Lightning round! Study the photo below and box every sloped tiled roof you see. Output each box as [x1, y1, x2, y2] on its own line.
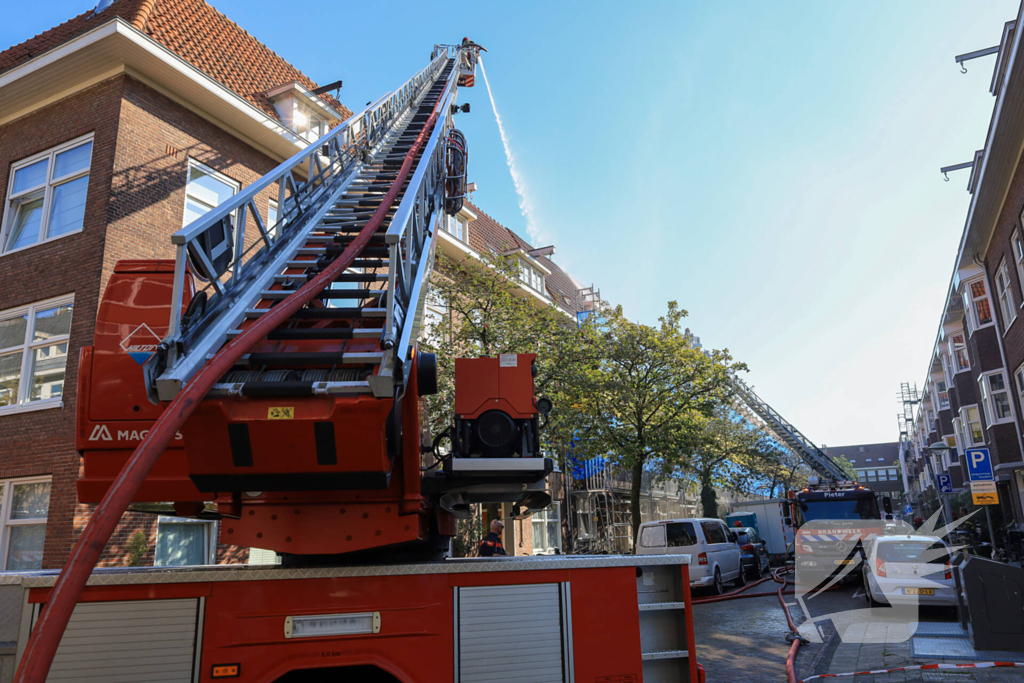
[464, 201, 584, 315]
[0, 0, 351, 121]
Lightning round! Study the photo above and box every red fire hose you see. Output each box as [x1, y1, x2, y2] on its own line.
[13, 83, 450, 683]
[692, 565, 815, 683]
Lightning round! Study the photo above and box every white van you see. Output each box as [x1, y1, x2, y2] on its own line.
[635, 518, 744, 594]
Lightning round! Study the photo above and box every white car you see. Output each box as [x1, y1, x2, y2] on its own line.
[636, 518, 744, 594]
[861, 534, 956, 607]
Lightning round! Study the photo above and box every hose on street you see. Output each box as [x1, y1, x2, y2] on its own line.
[691, 564, 810, 683]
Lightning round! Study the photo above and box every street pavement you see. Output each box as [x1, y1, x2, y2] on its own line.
[691, 579, 1024, 683]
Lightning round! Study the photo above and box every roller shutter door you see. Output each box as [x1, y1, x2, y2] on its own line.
[38, 598, 199, 683]
[457, 583, 565, 683]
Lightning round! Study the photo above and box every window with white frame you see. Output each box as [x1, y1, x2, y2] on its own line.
[941, 353, 953, 387]
[519, 261, 545, 293]
[421, 302, 449, 347]
[444, 214, 468, 242]
[997, 258, 1017, 327]
[294, 105, 328, 143]
[979, 371, 1013, 425]
[960, 405, 985, 445]
[0, 296, 74, 413]
[2, 135, 93, 254]
[964, 279, 994, 332]
[183, 161, 239, 227]
[0, 477, 51, 570]
[1015, 362, 1024, 414]
[1014, 230, 1024, 301]
[953, 416, 965, 451]
[532, 503, 562, 555]
[949, 333, 970, 372]
[268, 198, 280, 239]
[154, 517, 216, 566]
[936, 380, 950, 410]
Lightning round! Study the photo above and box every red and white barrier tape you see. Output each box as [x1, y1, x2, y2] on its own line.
[802, 661, 1024, 681]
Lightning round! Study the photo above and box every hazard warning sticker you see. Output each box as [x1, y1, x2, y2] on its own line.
[120, 323, 161, 366]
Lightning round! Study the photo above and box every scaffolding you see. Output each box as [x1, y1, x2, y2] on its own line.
[567, 461, 700, 554]
[897, 382, 922, 509]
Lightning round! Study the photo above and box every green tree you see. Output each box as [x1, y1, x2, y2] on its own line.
[570, 302, 744, 549]
[831, 455, 857, 480]
[423, 252, 599, 458]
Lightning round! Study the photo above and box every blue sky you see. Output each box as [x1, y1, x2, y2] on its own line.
[3, 1, 1018, 446]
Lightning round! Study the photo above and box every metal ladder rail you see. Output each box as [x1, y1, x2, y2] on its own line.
[148, 50, 455, 401]
[210, 62, 457, 398]
[731, 379, 847, 481]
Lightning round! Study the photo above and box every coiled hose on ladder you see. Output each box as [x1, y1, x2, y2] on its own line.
[13, 81, 451, 683]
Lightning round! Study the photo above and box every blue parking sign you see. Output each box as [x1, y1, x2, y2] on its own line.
[966, 448, 994, 482]
[904, 504, 913, 516]
[937, 473, 953, 494]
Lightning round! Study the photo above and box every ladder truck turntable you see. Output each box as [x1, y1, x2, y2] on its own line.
[2, 45, 700, 683]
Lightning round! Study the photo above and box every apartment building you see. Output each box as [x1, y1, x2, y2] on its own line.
[821, 442, 905, 501]
[905, 7, 1024, 529]
[0, 0, 357, 570]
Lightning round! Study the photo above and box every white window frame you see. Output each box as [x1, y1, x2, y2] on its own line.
[154, 516, 217, 567]
[444, 214, 468, 242]
[531, 503, 562, 555]
[1, 134, 94, 256]
[0, 294, 74, 416]
[996, 258, 1017, 329]
[294, 104, 328, 143]
[940, 352, 953, 387]
[963, 278, 995, 333]
[1013, 229, 1024, 304]
[183, 159, 240, 228]
[960, 405, 985, 446]
[948, 333, 970, 373]
[1014, 362, 1024, 417]
[936, 380, 950, 410]
[0, 476, 51, 571]
[519, 260, 545, 294]
[979, 370, 1014, 426]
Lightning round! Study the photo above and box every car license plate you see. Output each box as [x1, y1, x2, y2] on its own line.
[833, 559, 855, 565]
[901, 587, 934, 596]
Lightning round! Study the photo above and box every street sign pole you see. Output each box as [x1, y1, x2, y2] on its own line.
[966, 448, 999, 553]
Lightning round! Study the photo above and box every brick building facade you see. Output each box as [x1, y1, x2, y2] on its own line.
[906, 6, 1024, 530]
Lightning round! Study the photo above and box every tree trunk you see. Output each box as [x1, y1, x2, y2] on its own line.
[630, 458, 644, 552]
[700, 473, 717, 519]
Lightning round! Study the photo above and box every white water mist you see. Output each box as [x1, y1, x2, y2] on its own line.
[478, 58, 543, 244]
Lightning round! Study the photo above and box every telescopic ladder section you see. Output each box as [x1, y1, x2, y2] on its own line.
[730, 379, 847, 481]
[147, 51, 458, 405]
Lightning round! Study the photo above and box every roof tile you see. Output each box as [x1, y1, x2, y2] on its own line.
[464, 201, 584, 315]
[0, 0, 351, 121]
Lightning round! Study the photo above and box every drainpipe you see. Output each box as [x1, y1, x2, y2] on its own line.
[977, 256, 1024, 529]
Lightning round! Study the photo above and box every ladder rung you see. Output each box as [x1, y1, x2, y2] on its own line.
[273, 273, 386, 284]
[244, 351, 384, 366]
[244, 307, 386, 319]
[226, 327, 381, 340]
[259, 288, 385, 300]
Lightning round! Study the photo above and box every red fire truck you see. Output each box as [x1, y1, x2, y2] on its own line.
[3, 44, 699, 683]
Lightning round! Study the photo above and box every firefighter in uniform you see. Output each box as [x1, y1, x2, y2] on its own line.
[478, 519, 507, 557]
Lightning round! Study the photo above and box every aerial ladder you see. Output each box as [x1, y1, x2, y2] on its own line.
[730, 378, 848, 481]
[9, 45, 701, 683]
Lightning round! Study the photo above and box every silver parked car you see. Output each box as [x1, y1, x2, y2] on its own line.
[861, 535, 956, 607]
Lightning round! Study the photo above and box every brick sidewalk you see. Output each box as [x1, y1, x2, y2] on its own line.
[808, 632, 1024, 682]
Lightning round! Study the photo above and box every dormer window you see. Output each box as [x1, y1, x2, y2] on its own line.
[444, 214, 468, 242]
[294, 105, 328, 142]
[265, 82, 345, 145]
[519, 261, 544, 293]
